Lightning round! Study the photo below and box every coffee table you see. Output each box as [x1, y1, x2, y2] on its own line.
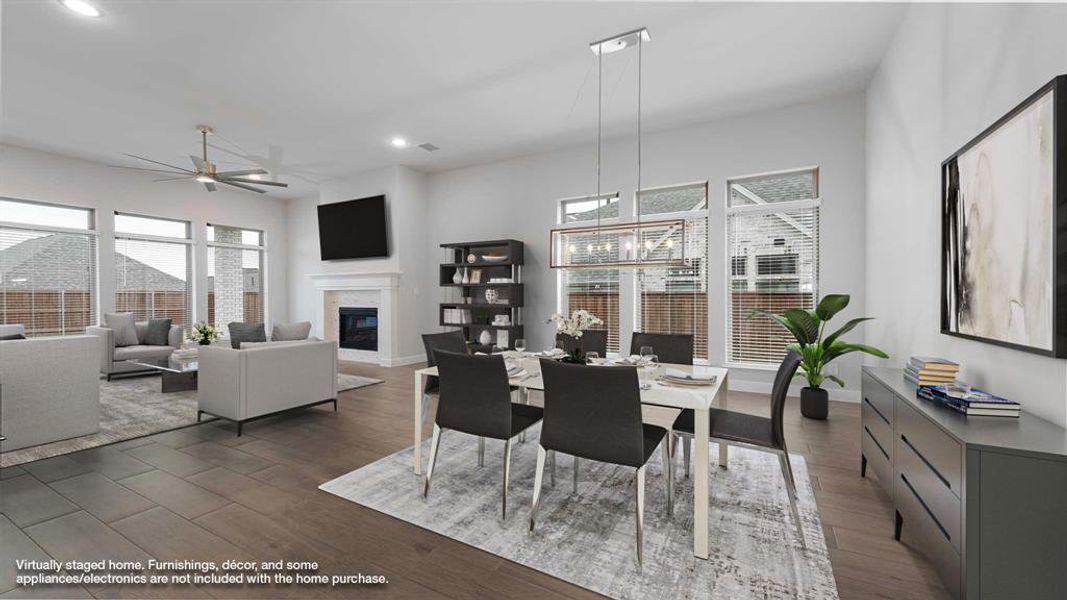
[127, 355, 199, 393]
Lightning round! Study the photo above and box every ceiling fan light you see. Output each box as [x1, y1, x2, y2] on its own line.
[196, 175, 214, 183]
[60, 0, 101, 17]
[247, 174, 263, 180]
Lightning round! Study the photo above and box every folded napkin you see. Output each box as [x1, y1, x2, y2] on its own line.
[665, 368, 716, 382]
[540, 348, 565, 357]
[615, 355, 652, 366]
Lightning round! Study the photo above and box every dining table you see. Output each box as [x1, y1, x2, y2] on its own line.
[413, 354, 729, 560]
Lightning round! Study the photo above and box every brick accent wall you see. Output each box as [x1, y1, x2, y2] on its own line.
[212, 228, 246, 328]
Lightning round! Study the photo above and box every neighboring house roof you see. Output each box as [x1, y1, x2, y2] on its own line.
[0, 234, 185, 291]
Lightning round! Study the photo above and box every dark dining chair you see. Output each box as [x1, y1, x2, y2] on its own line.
[555, 330, 608, 356]
[420, 331, 469, 427]
[629, 332, 693, 365]
[423, 351, 543, 520]
[671, 351, 806, 546]
[530, 359, 672, 565]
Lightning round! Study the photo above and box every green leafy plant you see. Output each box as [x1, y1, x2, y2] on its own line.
[752, 294, 888, 390]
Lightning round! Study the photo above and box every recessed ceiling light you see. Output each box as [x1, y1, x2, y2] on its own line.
[59, 0, 102, 17]
[590, 28, 650, 55]
[390, 137, 409, 148]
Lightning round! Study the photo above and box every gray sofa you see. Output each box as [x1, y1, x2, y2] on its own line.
[86, 321, 183, 379]
[0, 325, 100, 451]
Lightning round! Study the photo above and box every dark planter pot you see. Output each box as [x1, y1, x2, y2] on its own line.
[198, 339, 212, 346]
[801, 387, 829, 420]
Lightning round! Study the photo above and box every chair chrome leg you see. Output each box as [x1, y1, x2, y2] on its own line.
[635, 464, 646, 566]
[423, 425, 443, 498]
[529, 445, 548, 531]
[778, 452, 806, 548]
[661, 437, 674, 516]
[501, 439, 512, 520]
[550, 450, 557, 488]
[683, 436, 691, 479]
[780, 447, 799, 500]
[478, 437, 485, 467]
[420, 393, 433, 430]
[573, 456, 579, 494]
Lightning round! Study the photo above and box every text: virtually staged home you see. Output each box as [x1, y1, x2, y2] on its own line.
[1, 2, 1066, 599]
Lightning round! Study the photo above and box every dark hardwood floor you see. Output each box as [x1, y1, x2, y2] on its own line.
[0, 362, 951, 599]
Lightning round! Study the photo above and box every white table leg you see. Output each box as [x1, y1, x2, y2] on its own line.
[414, 371, 424, 475]
[518, 386, 529, 443]
[693, 404, 710, 559]
[718, 373, 729, 468]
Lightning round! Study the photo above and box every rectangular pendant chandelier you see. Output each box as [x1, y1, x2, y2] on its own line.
[550, 218, 687, 269]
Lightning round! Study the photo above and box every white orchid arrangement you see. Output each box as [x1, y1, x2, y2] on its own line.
[547, 310, 603, 363]
[189, 322, 219, 345]
[547, 310, 603, 338]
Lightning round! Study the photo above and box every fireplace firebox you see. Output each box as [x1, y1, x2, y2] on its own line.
[339, 307, 378, 351]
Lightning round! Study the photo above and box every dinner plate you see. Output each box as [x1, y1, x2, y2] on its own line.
[659, 376, 717, 387]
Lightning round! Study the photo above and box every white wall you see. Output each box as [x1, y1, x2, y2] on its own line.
[865, 4, 1067, 425]
[286, 165, 428, 363]
[0, 144, 289, 329]
[422, 92, 869, 398]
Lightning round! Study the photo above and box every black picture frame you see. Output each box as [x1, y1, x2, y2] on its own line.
[940, 75, 1067, 357]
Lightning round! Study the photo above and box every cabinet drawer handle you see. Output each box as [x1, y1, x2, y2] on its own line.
[864, 426, 890, 460]
[901, 434, 952, 490]
[900, 473, 951, 542]
[864, 397, 891, 425]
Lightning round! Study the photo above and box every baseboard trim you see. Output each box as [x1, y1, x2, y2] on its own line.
[380, 354, 425, 368]
[729, 378, 860, 403]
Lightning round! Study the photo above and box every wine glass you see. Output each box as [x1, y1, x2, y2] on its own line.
[640, 346, 654, 363]
[515, 338, 527, 355]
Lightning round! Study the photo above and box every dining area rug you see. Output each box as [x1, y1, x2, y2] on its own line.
[320, 423, 838, 599]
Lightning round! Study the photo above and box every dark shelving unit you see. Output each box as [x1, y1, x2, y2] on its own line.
[439, 239, 524, 351]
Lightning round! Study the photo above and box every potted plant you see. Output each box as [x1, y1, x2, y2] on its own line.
[752, 294, 888, 419]
[189, 322, 220, 346]
[547, 310, 603, 364]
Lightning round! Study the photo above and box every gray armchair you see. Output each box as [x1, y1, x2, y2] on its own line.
[86, 321, 183, 379]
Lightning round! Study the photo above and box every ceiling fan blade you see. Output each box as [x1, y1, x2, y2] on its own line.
[215, 168, 268, 177]
[219, 180, 266, 194]
[122, 153, 194, 173]
[154, 176, 195, 182]
[222, 177, 288, 187]
[109, 165, 187, 175]
[204, 181, 217, 192]
[189, 155, 206, 171]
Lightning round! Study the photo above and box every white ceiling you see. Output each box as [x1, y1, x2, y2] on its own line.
[1, 1, 905, 199]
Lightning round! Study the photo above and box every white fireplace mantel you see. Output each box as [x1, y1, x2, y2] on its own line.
[308, 271, 401, 366]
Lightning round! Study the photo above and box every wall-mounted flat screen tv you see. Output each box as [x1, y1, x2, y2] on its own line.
[317, 195, 389, 260]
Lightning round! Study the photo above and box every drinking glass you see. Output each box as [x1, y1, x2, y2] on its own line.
[586, 351, 599, 364]
[515, 338, 527, 354]
[640, 346, 654, 362]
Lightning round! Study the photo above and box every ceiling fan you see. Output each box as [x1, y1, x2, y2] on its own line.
[113, 126, 289, 193]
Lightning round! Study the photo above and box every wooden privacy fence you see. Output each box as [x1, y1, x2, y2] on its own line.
[207, 291, 263, 327]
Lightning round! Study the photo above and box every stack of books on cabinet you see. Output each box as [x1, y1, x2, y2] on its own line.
[916, 386, 1021, 417]
[903, 356, 959, 387]
[439, 239, 524, 351]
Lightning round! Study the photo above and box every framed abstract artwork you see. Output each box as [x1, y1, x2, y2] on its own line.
[941, 75, 1067, 357]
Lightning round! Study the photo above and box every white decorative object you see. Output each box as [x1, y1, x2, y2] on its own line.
[481, 254, 508, 263]
[547, 309, 603, 339]
[452, 269, 462, 284]
[461, 268, 470, 284]
[485, 288, 498, 304]
[467, 253, 477, 264]
[478, 329, 493, 345]
[496, 329, 509, 349]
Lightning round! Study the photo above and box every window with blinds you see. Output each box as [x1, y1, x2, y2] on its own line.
[726, 168, 820, 365]
[635, 183, 709, 360]
[557, 194, 620, 353]
[207, 224, 264, 328]
[114, 213, 191, 330]
[0, 198, 97, 336]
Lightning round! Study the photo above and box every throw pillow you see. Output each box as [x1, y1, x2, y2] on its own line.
[143, 318, 172, 346]
[228, 322, 266, 349]
[104, 312, 139, 347]
[271, 321, 312, 341]
[0, 333, 27, 340]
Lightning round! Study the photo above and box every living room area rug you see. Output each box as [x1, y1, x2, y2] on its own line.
[1, 373, 383, 467]
[319, 424, 839, 600]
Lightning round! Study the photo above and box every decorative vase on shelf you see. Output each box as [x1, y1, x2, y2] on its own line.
[478, 329, 493, 345]
[461, 269, 470, 284]
[484, 288, 498, 304]
[452, 269, 463, 285]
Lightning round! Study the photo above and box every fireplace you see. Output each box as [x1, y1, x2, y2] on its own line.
[339, 307, 378, 351]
